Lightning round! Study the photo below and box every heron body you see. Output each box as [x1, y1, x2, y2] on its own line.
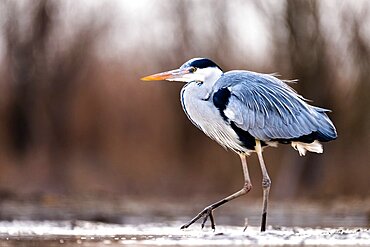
[141, 58, 337, 231]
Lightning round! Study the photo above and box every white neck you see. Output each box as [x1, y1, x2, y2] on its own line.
[201, 67, 223, 85]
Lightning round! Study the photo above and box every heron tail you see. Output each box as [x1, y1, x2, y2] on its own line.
[291, 140, 323, 156]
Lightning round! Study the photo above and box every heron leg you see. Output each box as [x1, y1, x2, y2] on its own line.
[255, 140, 271, 232]
[180, 154, 252, 230]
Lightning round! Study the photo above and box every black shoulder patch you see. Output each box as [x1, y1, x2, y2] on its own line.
[213, 87, 231, 121]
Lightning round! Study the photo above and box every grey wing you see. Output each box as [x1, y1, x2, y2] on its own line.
[214, 71, 337, 142]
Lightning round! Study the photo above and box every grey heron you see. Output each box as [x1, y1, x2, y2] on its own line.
[141, 58, 337, 232]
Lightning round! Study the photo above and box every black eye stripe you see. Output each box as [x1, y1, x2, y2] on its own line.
[181, 58, 223, 71]
[189, 59, 221, 70]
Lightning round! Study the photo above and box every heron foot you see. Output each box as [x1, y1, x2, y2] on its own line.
[180, 206, 216, 231]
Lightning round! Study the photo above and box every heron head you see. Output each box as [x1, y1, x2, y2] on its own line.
[141, 58, 223, 84]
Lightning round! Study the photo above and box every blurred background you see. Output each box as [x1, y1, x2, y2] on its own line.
[0, 0, 369, 215]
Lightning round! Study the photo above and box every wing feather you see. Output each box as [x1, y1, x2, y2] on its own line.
[212, 71, 337, 142]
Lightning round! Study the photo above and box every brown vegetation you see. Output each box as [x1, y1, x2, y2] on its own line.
[0, 0, 368, 200]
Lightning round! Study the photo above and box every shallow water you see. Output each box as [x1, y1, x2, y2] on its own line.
[0, 198, 369, 246]
[0, 221, 369, 246]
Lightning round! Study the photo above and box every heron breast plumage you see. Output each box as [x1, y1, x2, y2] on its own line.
[181, 82, 250, 153]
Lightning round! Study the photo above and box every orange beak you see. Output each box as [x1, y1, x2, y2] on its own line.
[141, 68, 190, 81]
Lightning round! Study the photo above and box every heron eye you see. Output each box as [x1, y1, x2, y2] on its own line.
[189, 67, 197, 73]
